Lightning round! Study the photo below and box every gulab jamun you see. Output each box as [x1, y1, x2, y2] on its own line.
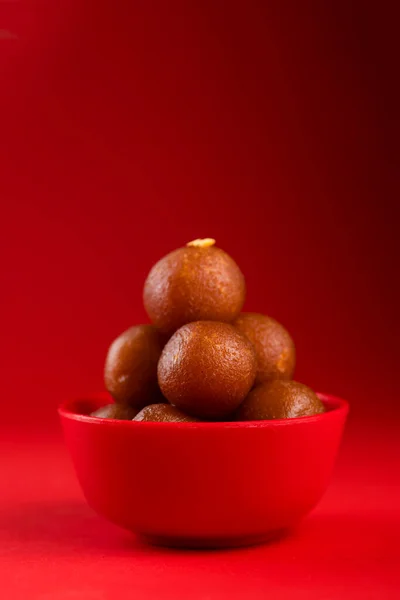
[143, 239, 246, 336]
[90, 403, 138, 420]
[236, 380, 325, 421]
[233, 313, 296, 384]
[104, 325, 164, 409]
[133, 404, 200, 423]
[158, 321, 257, 419]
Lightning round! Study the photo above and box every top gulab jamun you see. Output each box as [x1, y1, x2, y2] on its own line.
[143, 239, 245, 336]
[157, 321, 257, 419]
[104, 325, 164, 409]
[233, 313, 295, 384]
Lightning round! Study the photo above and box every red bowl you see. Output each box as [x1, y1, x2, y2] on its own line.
[59, 393, 348, 548]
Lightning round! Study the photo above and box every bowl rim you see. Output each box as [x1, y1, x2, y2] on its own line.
[58, 392, 349, 429]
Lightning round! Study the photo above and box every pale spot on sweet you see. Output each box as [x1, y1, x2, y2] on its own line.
[276, 350, 289, 372]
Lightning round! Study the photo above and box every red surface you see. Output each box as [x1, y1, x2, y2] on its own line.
[0, 1, 398, 597]
[59, 394, 348, 547]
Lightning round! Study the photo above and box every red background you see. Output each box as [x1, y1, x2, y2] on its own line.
[1, 2, 398, 598]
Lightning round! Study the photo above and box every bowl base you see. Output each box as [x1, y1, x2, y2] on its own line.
[139, 528, 289, 549]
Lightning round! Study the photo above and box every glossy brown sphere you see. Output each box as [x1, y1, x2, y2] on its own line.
[236, 380, 325, 421]
[233, 313, 296, 384]
[158, 321, 257, 419]
[143, 239, 246, 336]
[90, 403, 139, 420]
[133, 404, 200, 423]
[104, 325, 164, 409]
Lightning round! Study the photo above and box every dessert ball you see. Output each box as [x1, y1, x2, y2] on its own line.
[104, 325, 164, 409]
[143, 239, 245, 335]
[158, 321, 257, 419]
[133, 404, 200, 423]
[236, 380, 325, 421]
[233, 313, 295, 384]
[90, 403, 138, 420]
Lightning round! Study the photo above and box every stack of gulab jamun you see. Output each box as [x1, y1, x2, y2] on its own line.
[92, 238, 325, 422]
